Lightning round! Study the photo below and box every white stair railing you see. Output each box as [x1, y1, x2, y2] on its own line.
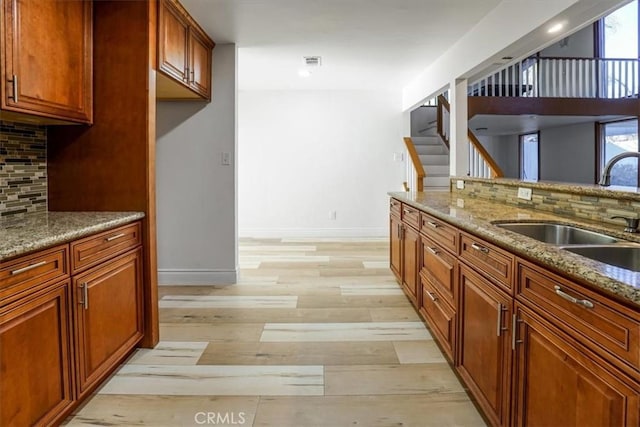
[468, 143, 492, 178]
[469, 57, 639, 99]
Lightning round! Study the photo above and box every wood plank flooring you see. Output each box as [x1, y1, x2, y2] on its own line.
[64, 238, 485, 426]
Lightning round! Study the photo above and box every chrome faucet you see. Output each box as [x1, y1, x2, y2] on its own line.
[599, 151, 640, 186]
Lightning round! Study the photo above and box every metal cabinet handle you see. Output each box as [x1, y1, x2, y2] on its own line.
[511, 314, 523, 350]
[8, 74, 18, 102]
[79, 282, 89, 310]
[10, 260, 47, 275]
[554, 285, 594, 309]
[496, 303, 508, 336]
[105, 233, 126, 242]
[427, 221, 439, 229]
[191, 69, 195, 83]
[427, 291, 438, 302]
[184, 67, 190, 82]
[427, 247, 439, 255]
[471, 243, 489, 253]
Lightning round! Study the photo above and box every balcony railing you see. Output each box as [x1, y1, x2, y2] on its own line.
[469, 56, 639, 99]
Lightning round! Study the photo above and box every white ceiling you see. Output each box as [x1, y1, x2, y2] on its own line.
[180, 0, 503, 90]
[470, 114, 627, 136]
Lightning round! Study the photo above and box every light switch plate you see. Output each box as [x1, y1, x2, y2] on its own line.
[517, 187, 532, 200]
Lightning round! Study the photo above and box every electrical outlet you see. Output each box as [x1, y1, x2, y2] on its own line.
[329, 211, 337, 220]
[221, 152, 231, 166]
[457, 198, 465, 208]
[456, 180, 465, 190]
[517, 187, 532, 200]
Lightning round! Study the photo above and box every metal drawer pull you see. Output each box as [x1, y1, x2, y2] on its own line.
[404, 209, 414, 215]
[11, 260, 47, 275]
[427, 291, 438, 302]
[471, 243, 489, 253]
[8, 75, 18, 102]
[427, 247, 440, 255]
[512, 314, 523, 349]
[496, 303, 508, 336]
[554, 286, 594, 309]
[79, 282, 89, 310]
[105, 233, 126, 242]
[427, 221, 439, 228]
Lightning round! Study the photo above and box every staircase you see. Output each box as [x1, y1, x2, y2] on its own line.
[410, 106, 450, 189]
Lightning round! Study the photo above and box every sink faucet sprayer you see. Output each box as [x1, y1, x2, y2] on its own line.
[599, 151, 640, 186]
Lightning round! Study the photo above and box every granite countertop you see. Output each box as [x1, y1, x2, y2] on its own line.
[0, 211, 145, 262]
[389, 191, 640, 308]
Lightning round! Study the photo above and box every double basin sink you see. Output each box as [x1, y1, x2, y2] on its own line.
[493, 222, 640, 272]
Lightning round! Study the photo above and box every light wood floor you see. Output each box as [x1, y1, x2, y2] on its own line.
[64, 238, 485, 426]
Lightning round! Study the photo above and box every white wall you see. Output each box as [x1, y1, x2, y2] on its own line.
[540, 24, 594, 57]
[238, 90, 405, 237]
[156, 44, 238, 285]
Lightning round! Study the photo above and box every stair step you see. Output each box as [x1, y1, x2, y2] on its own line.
[423, 175, 451, 188]
[425, 165, 450, 175]
[415, 145, 448, 156]
[411, 136, 441, 145]
[419, 154, 449, 165]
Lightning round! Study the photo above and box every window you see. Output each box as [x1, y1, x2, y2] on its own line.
[520, 133, 539, 181]
[598, 0, 639, 98]
[601, 119, 639, 187]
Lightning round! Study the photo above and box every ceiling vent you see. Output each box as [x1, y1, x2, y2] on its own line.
[304, 56, 322, 67]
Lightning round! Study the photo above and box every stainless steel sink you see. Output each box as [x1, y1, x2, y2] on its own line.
[563, 245, 640, 272]
[493, 222, 619, 245]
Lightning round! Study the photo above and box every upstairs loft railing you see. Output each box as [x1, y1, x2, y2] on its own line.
[469, 56, 639, 99]
[468, 130, 504, 179]
[403, 137, 425, 192]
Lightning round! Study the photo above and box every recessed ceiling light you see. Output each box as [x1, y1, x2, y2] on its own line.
[547, 23, 564, 34]
[298, 69, 312, 78]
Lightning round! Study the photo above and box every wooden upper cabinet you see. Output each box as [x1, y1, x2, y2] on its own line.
[157, 0, 215, 101]
[1, 0, 93, 123]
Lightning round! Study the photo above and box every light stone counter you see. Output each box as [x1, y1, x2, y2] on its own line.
[389, 191, 640, 308]
[0, 211, 145, 261]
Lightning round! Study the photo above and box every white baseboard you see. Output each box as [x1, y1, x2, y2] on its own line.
[158, 268, 238, 285]
[239, 227, 387, 238]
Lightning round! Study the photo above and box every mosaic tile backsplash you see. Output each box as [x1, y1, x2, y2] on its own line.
[451, 177, 640, 228]
[0, 121, 47, 216]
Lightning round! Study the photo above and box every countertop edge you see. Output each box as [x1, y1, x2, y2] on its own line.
[389, 192, 640, 308]
[0, 212, 145, 262]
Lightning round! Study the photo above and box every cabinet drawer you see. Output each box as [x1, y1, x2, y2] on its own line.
[460, 232, 514, 294]
[421, 237, 457, 308]
[517, 261, 640, 373]
[0, 245, 69, 306]
[420, 277, 456, 361]
[390, 198, 401, 218]
[420, 213, 457, 254]
[71, 222, 141, 274]
[401, 204, 420, 230]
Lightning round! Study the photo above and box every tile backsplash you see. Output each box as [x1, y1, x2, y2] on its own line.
[451, 177, 640, 228]
[0, 121, 47, 216]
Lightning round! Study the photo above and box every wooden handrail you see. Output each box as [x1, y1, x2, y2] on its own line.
[403, 137, 425, 192]
[467, 130, 504, 178]
[436, 95, 450, 149]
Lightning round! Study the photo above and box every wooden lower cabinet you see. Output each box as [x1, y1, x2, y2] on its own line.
[74, 248, 143, 396]
[458, 264, 512, 427]
[390, 214, 402, 281]
[512, 304, 640, 427]
[401, 224, 420, 307]
[0, 280, 74, 427]
[420, 274, 456, 361]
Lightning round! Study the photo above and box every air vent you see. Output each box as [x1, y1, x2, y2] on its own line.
[304, 56, 322, 67]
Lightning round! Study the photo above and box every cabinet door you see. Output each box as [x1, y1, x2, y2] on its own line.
[188, 28, 212, 99]
[74, 249, 143, 396]
[513, 305, 640, 427]
[158, 0, 189, 84]
[390, 215, 402, 281]
[458, 264, 512, 427]
[2, 0, 92, 123]
[402, 225, 420, 307]
[0, 280, 74, 427]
